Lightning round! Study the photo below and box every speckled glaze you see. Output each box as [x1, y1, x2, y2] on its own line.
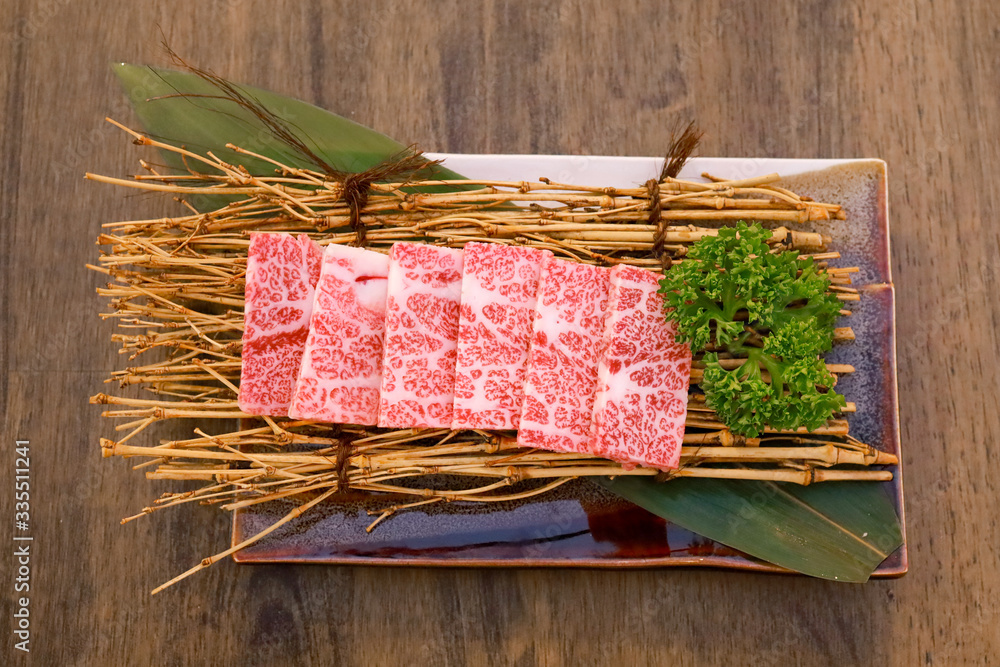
[233, 157, 906, 577]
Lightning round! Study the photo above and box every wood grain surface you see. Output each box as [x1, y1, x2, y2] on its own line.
[1, 1, 997, 665]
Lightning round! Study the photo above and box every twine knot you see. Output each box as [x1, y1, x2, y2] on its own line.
[646, 178, 671, 271]
[653, 469, 678, 483]
[337, 150, 442, 248]
[336, 439, 353, 492]
[342, 173, 374, 247]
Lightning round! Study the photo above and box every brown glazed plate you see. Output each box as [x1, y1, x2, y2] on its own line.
[232, 155, 907, 577]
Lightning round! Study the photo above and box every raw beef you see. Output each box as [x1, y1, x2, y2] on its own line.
[516, 255, 611, 453]
[239, 233, 323, 416]
[452, 243, 551, 430]
[287, 244, 390, 425]
[378, 243, 464, 428]
[590, 264, 692, 469]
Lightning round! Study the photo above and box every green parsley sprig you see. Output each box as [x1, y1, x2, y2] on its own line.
[659, 222, 846, 437]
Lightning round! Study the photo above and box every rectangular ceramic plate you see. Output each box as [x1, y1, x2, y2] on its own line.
[232, 155, 907, 577]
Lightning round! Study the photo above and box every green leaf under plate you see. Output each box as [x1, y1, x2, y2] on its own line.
[594, 476, 902, 582]
[113, 63, 472, 211]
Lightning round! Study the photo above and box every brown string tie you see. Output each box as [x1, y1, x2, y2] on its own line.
[341, 173, 374, 247]
[335, 438, 353, 492]
[646, 178, 671, 272]
[650, 122, 704, 272]
[653, 469, 678, 483]
[338, 150, 444, 248]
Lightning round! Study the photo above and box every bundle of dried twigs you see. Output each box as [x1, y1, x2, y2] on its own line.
[87, 121, 894, 591]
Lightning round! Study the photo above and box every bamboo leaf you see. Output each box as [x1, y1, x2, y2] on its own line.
[594, 476, 902, 582]
[112, 64, 472, 211]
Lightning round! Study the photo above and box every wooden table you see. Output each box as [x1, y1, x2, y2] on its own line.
[2, 1, 996, 664]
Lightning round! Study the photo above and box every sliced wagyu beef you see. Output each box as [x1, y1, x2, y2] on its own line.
[516, 255, 611, 454]
[239, 233, 323, 416]
[452, 243, 552, 430]
[590, 264, 692, 469]
[378, 243, 464, 428]
[288, 244, 390, 425]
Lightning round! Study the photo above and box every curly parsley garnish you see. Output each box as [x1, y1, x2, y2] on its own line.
[660, 222, 846, 437]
